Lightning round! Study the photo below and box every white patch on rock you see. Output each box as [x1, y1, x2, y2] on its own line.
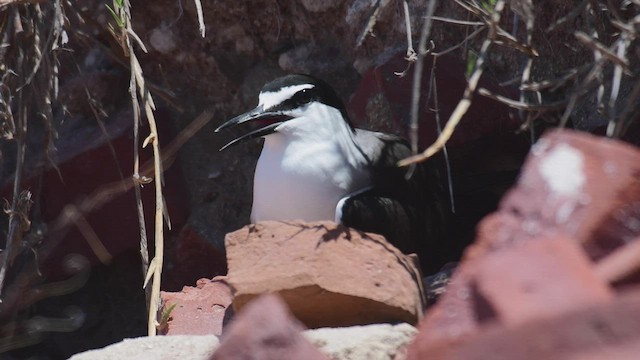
[539, 144, 585, 196]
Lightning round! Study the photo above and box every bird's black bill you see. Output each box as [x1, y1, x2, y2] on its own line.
[215, 105, 292, 151]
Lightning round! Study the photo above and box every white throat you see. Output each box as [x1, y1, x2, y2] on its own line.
[250, 103, 371, 222]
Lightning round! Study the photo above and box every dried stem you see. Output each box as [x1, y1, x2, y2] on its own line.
[400, 0, 506, 166]
[408, 0, 438, 156]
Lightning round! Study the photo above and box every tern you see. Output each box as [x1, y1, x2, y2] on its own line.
[216, 74, 446, 272]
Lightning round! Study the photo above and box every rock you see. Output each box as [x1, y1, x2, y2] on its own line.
[211, 294, 328, 360]
[406, 129, 638, 355]
[410, 288, 640, 360]
[225, 221, 424, 328]
[69, 335, 219, 360]
[407, 235, 613, 354]
[160, 276, 233, 336]
[472, 236, 613, 326]
[497, 129, 640, 260]
[303, 323, 417, 360]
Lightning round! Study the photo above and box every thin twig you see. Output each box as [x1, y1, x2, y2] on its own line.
[393, 1, 418, 77]
[400, 0, 506, 166]
[606, 33, 629, 135]
[574, 31, 631, 72]
[356, 0, 391, 47]
[427, 57, 455, 212]
[0, 83, 28, 301]
[478, 88, 567, 111]
[408, 0, 438, 156]
[114, 0, 167, 336]
[193, 0, 205, 37]
[427, 15, 485, 26]
[433, 25, 485, 57]
[545, 0, 588, 32]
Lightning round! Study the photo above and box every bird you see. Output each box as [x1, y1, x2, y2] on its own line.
[215, 74, 447, 273]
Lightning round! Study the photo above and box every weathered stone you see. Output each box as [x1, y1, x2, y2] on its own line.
[406, 130, 638, 354]
[211, 294, 328, 360]
[69, 335, 219, 360]
[409, 288, 640, 360]
[472, 236, 613, 326]
[304, 323, 417, 360]
[160, 276, 233, 336]
[226, 221, 424, 328]
[497, 129, 640, 259]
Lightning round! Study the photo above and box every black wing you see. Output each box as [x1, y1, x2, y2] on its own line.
[339, 131, 449, 274]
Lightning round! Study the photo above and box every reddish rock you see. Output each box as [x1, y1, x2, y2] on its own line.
[225, 221, 424, 328]
[211, 293, 328, 360]
[410, 288, 640, 360]
[406, 129, 638, 353]
[497, 129, 640, 259]
[472, 236, 613, 326]
[406, 236, 614, 352]
[160, 276, 233, 336]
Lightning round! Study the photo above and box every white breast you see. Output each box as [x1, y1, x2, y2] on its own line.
[250, 104, 371, 222]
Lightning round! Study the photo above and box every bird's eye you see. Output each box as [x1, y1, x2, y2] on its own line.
[292, 88, 313, 106]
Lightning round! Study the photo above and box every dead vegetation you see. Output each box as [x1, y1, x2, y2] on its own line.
[0, 0, 208, 351]
[394, 0, 640, 165]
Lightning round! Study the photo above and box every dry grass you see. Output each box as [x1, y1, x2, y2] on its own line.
[0, 0, 209, 349]
[390, 0, 640, 166]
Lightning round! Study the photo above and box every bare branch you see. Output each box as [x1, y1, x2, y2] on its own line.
[478, 88, 567, 111]
[356, 0, 391, 47]
[400, 0, 506, 166]
[575, 31, 631, 73]
[408, 0, 438, 156]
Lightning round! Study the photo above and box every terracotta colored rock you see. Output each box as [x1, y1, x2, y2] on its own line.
[411, 288, 640, 360]
[407, 235, 614, 353]
[225, 221, 424, 328]
[472, 236, 613, 326]
[211, 294, 328, 360]
[496, 129, 640, 259]
[160, 276, 233, 336]
[406, 130, 638, 354]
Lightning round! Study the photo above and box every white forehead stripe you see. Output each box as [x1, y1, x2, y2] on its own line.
[258, 84, 314, 110]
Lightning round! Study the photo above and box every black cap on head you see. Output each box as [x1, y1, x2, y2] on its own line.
[261, 74, 353, 129]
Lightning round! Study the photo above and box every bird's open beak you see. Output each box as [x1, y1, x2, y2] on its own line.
[214, 105, 292, 151]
